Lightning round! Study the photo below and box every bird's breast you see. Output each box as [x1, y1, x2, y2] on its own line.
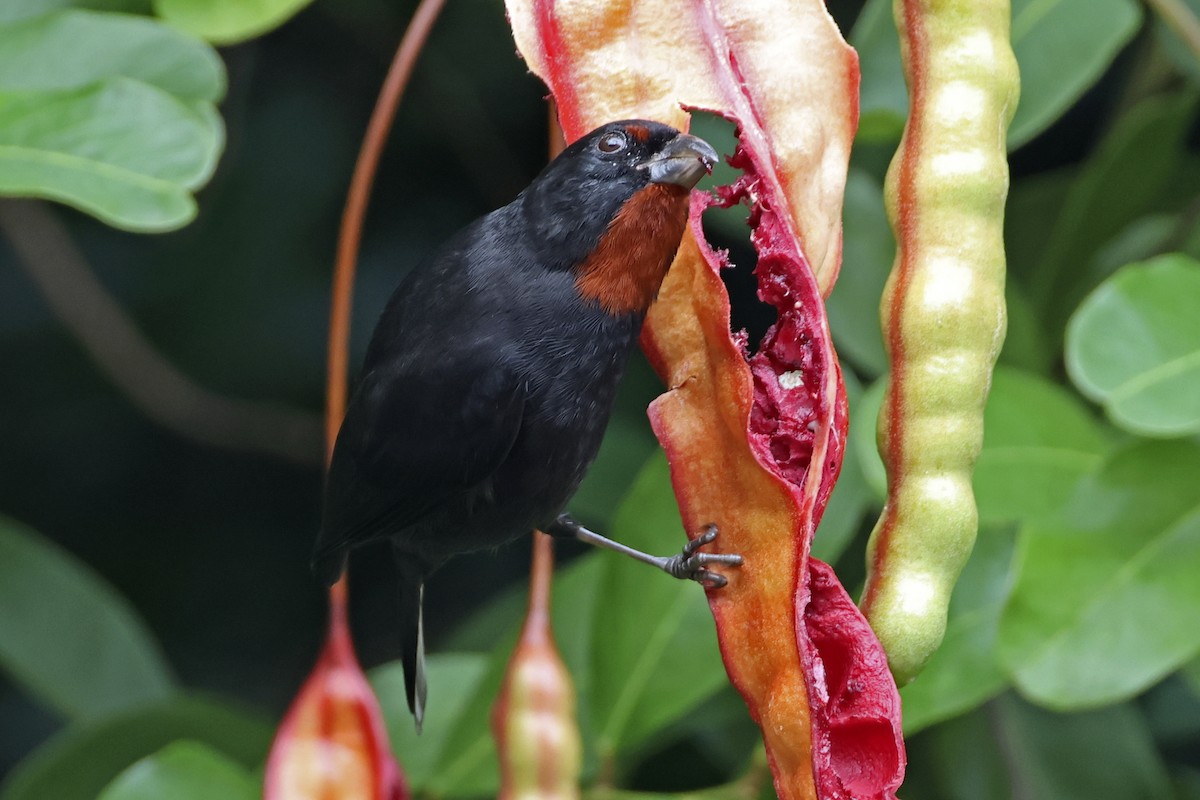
[573, 182, 690, 315]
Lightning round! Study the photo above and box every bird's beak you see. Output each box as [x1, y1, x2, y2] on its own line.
[640, 133, 719, 190]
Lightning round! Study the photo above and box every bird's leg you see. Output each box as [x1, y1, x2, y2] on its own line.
[547, 515, 743, 588]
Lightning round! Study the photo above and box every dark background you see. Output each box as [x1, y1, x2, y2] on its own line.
[0, 0, 1130, 778]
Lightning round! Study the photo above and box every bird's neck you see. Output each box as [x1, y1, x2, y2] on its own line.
[573, 183, 690, 316]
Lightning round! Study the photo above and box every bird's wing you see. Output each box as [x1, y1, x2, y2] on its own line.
[313, 357, 525, 577]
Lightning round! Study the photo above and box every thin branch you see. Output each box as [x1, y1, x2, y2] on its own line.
[325, 0, 448, 462]
[324, 0, 447, 605]
[1146, 0, 1200, 65]
[0, 199, 322, 466]
[524, 531, 556, 640]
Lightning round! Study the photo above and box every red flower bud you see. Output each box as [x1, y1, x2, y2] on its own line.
[265, 583, 407, 800]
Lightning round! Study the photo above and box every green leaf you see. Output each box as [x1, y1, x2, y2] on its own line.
[0, 1, 73, 23]
[1141, 675, 1200, 747]
[645, 686, 763, 785]
[152, 0, 316, 44]
[0, 694, 271, 800]
[850, 376, 887, 501]
[0, 516, 174, 721]
[853, 0, 1143, 149]
[919, 709, 1013, 800]
[588, 453, 728, 759]
[1001, 171, 1072, 375]
[992, 696, 1173, 799]
[97, 742, 257, 800]
[827, 169, 891, 377]
[1153, 0, 1200, 84]
[0, 78, 219, 230]
[974, 367, 1110, 525]
[1003, 167, 1073, 290]
[850, 0, 906, 143]
[924, 697, 1173, 800]
[1008, 0, 1142, 148]
[371, 653, 490, 792]
[998, 281, 1054, 375]
[1090, 214, 1180, 285]
[0, 0, 151, 24]
[1031, 94, 1198, 331]
[0, 10, 224, 101]
[1183, 654, 1200, 697]
[998, 440, 1200, 709]
[0, 9, 224, 230]
[856, 368, 1112, 525]
[1179, 770, 1200, 800]
[1067, 254, 1200, 437]
[418, 649, 504, 797]
[899, 527, 1015, 735]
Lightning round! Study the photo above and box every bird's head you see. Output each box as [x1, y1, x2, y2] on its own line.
[521, 120, 718, 315]
[565, 119, 718, 191]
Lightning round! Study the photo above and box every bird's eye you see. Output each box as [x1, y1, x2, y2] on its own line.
[597, 131, 628, 153]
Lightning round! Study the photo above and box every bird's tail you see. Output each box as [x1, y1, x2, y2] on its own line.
[394, 551, 428, 734]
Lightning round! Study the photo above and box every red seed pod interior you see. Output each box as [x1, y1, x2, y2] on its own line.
[806, 560, 905, 798]
[716, 142, 843, 497]
[646, 118, 902, 800]
[505, 1, 905, 795]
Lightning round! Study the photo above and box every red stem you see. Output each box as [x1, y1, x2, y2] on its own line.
[324, 0, 447, 610]
[524, 532, 555, 644]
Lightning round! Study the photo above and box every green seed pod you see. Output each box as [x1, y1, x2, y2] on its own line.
[860, 0, 1020, 685]
[492, 534, 581, 800]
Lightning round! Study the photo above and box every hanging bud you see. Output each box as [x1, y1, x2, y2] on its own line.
[265, 583, 408, 800]
[492, 533, 581, 800]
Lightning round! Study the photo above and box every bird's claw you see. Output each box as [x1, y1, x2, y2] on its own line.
[664, 524, 743, 588]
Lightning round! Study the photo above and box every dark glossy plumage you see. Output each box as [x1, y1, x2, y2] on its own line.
[313, 119, 711, 728]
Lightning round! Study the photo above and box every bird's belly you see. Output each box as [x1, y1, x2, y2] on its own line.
[409, 365, 621, 560]
[502, 349, 627, 515]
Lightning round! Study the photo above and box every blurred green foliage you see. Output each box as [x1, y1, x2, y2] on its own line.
[2, 0, 1200, 797]
[0, 10, 225, 230]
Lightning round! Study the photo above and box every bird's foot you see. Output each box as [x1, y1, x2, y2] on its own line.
[550, 515, 743, 588]
[661, 524, 743, 588]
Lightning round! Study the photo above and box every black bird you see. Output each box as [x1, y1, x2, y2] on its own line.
[313, 120, 741, 729]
